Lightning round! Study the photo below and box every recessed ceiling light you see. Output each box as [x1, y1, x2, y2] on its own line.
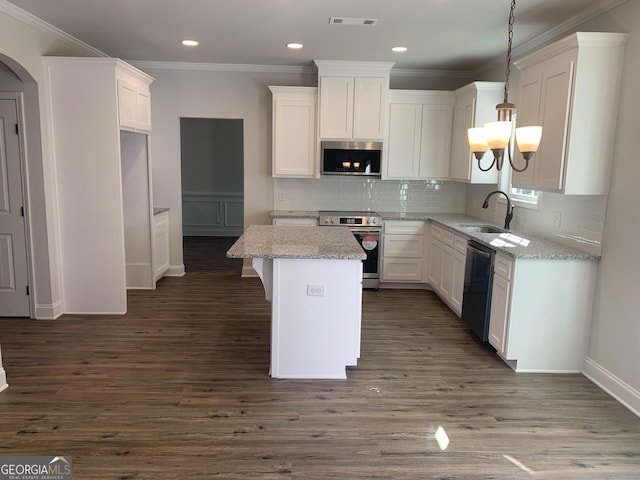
[287, 43, 303, 50]
[392, 46, 408, 53]
[182, 40, 199, 47]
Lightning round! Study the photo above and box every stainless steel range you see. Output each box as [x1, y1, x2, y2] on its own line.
[318, 211, 381, 289]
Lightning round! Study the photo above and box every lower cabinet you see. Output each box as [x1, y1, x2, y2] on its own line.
[488, 253, 598, 372]
[153, 210, 170, 282]
[427, 223, 467, 317]
[272, 217, 318, 226]
[381, 221, 426, 283]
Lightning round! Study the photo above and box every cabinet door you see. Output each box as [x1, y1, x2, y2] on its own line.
[513, 52, 575, 191]
[419, 103, 453, 179]
[427, 239, 443, 289]
[272, 93, 317, 177]
[382, 258, 423, 282]
[440, 244, 454, 299]
[383, 234, 424, 258]
[488, 273, 511, 355]
[449, 95, 474, 181]
[353, 77, 386, 139]
[319, 76, 353, 139]
[135, 87, 152, 131]
[153, 211, 170, 281]
[450, 240, 467, 316]
[385, 103, 422, 178]
[118, 80, 137, 130]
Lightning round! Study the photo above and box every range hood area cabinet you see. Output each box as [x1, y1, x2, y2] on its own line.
[512, 32, 628, 195]
[384, 90, 454, 180]
[44, 57, 156, 314]
[315, 61, 394, 141]
[269, 86, 318, 178]
[449, 82, 504, 184]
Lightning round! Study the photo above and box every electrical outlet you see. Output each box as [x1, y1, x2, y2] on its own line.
[307, 284, 326, 297]
[277, 190, 286, 202]
[552, 211, 562, 229]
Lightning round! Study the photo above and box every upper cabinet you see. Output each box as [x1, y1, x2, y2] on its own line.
[315, 61, 394, 141]
[449, 82, 504, 184]
[269, 86, 318, 178]
[117, 73, 153, 132]
[384, 90, 454, 179]
[512, 32, 628, 194]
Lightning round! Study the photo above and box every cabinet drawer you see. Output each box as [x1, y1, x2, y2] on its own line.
[442, 229, 455, 248]
[431, 224, 443, 241]
[384, 220, 424, 235]
[494, 254, 513, 280]
[382, 258, 423, 282]
[454, 235, 467, 254]
[383, 234, 424, 258]
[273, 217, 318, 226]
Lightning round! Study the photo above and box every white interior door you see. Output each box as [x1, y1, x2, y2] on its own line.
[0, 97, 30, 316]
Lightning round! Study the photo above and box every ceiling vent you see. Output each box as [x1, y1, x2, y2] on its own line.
[329, 17, 379, 26]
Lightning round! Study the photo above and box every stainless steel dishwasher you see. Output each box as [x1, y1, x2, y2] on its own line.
[461, 241, 495, 341]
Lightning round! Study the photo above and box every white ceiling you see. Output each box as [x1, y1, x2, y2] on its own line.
[5, 0, 626, 71]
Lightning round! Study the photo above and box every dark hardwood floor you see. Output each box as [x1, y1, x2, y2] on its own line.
[1, 236, 639, 479]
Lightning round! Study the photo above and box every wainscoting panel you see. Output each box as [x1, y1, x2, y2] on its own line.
[183, 191, 243, 236]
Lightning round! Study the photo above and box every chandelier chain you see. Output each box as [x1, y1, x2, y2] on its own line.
[504, 0, 516, 103]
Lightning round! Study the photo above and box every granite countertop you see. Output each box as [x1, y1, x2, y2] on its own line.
[269, 210, 598, 260]
[226, 225, 366, 260]
[382, 212, 597, 260]
[154, 207, 170, 215]
[270, 210, 319, 219]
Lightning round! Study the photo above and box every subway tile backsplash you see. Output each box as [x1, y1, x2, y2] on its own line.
[274, 177, 467, 213]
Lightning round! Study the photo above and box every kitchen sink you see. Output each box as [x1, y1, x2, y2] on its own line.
[459, 225, 506, 234]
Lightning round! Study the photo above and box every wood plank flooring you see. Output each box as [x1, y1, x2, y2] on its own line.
[1, 236, 639, 479]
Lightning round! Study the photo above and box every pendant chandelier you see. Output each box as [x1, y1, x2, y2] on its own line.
[467, 0, 542, 172]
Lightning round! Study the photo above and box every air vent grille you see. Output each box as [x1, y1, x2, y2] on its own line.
[329, 17, 379, 26]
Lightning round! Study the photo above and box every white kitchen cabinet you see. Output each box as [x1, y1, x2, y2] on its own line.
[427, 223, 466, 317]
[44, 57, 155, 313]
[384, 90, 454, 180]
[269, 86, 317, 178]
[512, 32, 628, 194]
[488, 252, 598, 372]
[315, 61, 393, 141]
[381, 221, 425, 283]
[118, 78, 152, 132]
[449, 82, 503, 184]
[153, 209, 170, 281]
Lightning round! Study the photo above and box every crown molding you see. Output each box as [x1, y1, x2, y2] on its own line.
[129, 60, 315, 75]
[391, 68, 476, 79]
[476, 0, 629, 75]
[0, 0, 107, 57]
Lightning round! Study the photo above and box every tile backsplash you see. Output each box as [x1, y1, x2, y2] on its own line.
[274, 177, 467, 213]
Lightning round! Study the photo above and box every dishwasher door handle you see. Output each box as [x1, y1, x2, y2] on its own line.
[467, 243, 494, 261]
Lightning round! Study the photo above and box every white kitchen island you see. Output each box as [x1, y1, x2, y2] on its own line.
[227, 225, 366, 379]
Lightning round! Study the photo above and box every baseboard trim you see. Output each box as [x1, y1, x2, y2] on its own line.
[34, 300, 64, 319]
[166, 264, 186, 276]
[583, 356, 640, 418]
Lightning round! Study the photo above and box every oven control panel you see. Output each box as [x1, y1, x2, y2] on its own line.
[318, 212, 381, 227]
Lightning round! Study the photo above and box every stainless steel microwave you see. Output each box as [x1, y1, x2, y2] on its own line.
[321, 141, 382, 177]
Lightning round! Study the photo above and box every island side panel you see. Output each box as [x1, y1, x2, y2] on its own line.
[271, 258, 363, 379]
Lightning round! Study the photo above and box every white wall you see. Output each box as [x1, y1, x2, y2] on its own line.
[577, 0, 640, 415]
[0, 3, 103, 318]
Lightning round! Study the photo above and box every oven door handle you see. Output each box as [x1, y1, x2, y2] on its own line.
[350, 230, 380, 236]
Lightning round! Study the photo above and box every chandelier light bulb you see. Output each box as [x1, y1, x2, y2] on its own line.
[484, 121, 512, 150]
[515, 126, 543, 153]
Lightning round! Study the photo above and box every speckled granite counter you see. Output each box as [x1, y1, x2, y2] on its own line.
[226, 225, 366, 260]
[377, 212, 598, 260]
[270, 210, 319, 219]
[270, 210, 598, 260]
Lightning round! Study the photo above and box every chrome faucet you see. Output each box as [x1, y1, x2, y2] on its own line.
[482, 190, 514, 230]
